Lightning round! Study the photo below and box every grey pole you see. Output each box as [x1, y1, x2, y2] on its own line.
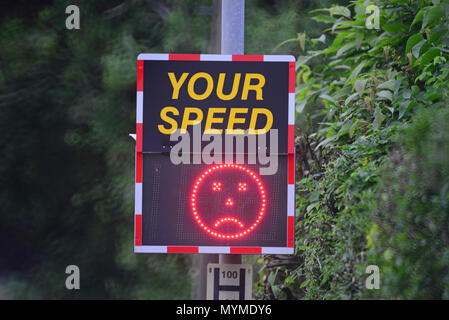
[192, 0, 223, 300]
[194, 0, 245, 299]
[220, 0, 244, 55]
[219, 0, 244, 265]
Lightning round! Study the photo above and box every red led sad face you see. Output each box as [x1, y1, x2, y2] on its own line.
[190, 164, 267, 239]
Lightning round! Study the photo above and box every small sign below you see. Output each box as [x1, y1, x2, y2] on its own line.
[206, 263, 252, 300]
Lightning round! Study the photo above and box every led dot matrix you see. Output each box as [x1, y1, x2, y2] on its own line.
[191, 164, 267, 239]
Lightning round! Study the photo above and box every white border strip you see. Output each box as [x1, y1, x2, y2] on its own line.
[288, 92, 295, 125]
[136, 92, 143, 123]
[134, 246, 168, 253]
[134, 246, 294, 254]
[198, 246, 231, 254]
[137, 53, 296, 62]
[264, 55, 295, 62]
[135, 182, 142, 215]
[262, 247, 294, 254]
[288, 184, 295, 217]
[200, 54, 232, 61]
[137, 53, 169, 60]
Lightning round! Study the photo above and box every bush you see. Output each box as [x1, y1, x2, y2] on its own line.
[367, 106, 449, 299]
[256, 0, 449, 299]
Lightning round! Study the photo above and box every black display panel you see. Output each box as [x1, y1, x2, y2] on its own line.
[141, 154, 288, 247]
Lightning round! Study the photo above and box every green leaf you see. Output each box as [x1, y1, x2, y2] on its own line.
[416, 71, 431, 82]
[333, 86, 352, 99]
[349, 119, 359, 138]
[296, 53, 321, 68]
[355, 32, 364, 49]
[401, 89, 411, 99]
[320, 94, 337, 104]
[382, 22, 407, 33]
[420, 48, 441, 65]
[354, 79, 367, 93]
[411, 8, 425, 28]
[422, 6, 444, 28]
[405, 33, 424, 54]
[300, 279, 312, 288]
[296, 99, 307, 113]
[311, 14, 336, 24]
[337, 120, 354, 137]
[376, 90, 393, 101]
[337, 41, 357, 57]
[429, 29, 447, 44]
[330, 5, 351, 18]
[315, 136, 337, 150]
[412, 39, 427, 58]
[312, 34, 326, 44]
[393, 78, 404, 96]
[399, 100, 418, 119]
[345, 92, 359, 105]
[267, 272, 276, 286]
[348, 61, 366, 81]
[298, 32, 306, 51]
[377, 80, 396, 91]
[424, 91, 441, 101]
[320, 273, 330, 286]
[271, 285, 281, 298]
[306, 203, 318, 213]
[373, 107, 386, 130]
[274, 38, 300, 51]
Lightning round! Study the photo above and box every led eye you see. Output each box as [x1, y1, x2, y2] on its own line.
[212, 182, 222, 191]
[238, 182, 247, 192]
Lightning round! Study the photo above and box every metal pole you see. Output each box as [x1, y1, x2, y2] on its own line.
[220, 0, 245, 55]
[194, 0, 245, 299]
[192, 0, 223, 300]
[219, 0, 244, 266]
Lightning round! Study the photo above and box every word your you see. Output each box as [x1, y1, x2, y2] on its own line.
[170, 125, 278, 175]
[65, 265, 80, 290]
[365, 265, 380, 289]
[168, 72, 265, 101]
[65, 5, 80, 30]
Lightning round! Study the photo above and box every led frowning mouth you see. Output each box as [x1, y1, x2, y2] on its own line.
[213, 217, 244, 228]
[190, 164, 267, 239]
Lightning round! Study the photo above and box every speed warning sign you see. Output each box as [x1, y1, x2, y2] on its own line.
[133, 53, 295, 254]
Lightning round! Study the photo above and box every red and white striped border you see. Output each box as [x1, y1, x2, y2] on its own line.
[134, 54, 295, 254]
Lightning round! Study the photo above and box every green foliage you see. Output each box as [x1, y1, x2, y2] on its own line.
[159, 0, 211, 53]
[256, 0, 449, 299]
[367, 106, 449, 299]
[245, 0, 300, 55]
